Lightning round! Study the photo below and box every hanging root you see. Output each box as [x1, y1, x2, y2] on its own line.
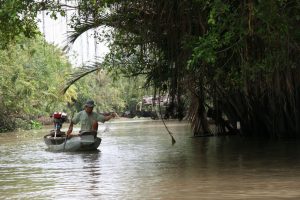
[158, 99, 176, 145]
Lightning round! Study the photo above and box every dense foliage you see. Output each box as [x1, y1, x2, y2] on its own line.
[0, 0, 64, 48]
[0, 35, 148, 132]
[67, 0, 300, 137]
[0, 35, 74, 131]
[70, 69, 147, 113]
[1, 0, 300, 138]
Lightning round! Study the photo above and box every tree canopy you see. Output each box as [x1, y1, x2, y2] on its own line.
[1, 0, 300, 137]
[66, 0, 300, 137]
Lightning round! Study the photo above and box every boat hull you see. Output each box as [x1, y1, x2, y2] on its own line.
[44, 131, 101, 151]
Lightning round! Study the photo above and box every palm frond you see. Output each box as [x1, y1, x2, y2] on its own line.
[61, 61, 102, 94]
[63, 19, 100, 52]
[63, 13, 119, 52]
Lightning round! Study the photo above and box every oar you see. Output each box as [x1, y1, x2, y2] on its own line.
[63, 135, 68, 151]
[63, 109, 75, 151]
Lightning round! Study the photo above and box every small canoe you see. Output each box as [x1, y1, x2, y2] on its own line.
[44, 131, 101, 151]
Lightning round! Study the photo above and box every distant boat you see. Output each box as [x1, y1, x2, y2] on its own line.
[44, 131, 101, 151]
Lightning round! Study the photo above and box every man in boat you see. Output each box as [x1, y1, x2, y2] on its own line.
[66, 100, 116, 137]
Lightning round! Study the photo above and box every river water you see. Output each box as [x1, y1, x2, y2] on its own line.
[1, 119, 300, 200]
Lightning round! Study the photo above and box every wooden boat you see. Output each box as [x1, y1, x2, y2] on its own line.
[43, 112, 101, 151]
[44, 131, 101, 151]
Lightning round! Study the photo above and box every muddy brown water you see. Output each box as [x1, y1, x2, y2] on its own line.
[1, 119, 300, 199]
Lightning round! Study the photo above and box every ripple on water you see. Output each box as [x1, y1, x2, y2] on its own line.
[1, 120, 300, 199]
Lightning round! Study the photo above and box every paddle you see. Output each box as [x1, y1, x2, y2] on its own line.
[63, 134, 68, 151]
[63, 109, 75, 151]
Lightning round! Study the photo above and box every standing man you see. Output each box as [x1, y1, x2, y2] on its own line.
[67, 99, 116, 137]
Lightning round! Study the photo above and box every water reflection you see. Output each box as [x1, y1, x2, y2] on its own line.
[1, 120, 300, 199]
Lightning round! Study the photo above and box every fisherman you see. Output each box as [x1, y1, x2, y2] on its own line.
[67, 99, 116, 137]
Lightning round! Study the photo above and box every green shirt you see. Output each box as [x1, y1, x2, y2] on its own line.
[72, 110, 105, 132]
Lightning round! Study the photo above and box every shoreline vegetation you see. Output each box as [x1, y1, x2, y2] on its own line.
[0, 1, 299, 138]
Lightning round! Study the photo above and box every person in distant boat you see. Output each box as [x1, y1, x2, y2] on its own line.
[67, 100, 116, 137]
